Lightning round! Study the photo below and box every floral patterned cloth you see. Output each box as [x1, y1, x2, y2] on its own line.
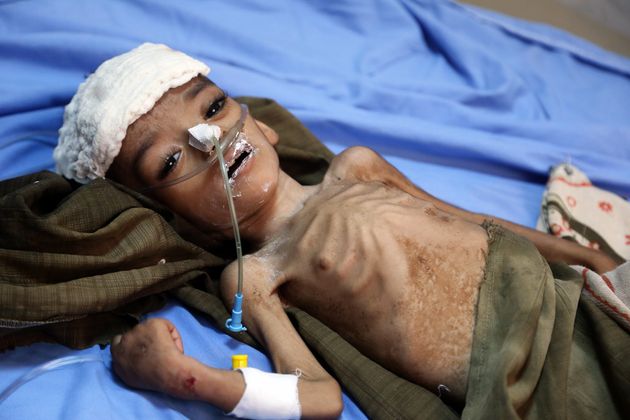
[537, 163, 630, 261]
[572, 263, 630, 332]
[538, 162, 630, 332]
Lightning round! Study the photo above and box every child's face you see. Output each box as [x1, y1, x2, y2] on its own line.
[108, 76, 280, 238]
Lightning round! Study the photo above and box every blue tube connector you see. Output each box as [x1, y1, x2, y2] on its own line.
[226, 292, 247, 332]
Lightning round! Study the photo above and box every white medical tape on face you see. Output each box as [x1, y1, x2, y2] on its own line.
[188, 123, 221, 152]
[228, 367, 301, 419]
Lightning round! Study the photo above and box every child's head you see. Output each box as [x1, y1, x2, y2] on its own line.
[55, 43, 280, 237]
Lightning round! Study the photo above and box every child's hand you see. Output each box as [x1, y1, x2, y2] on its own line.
[111, 318, 195, 398]
[589, 250, 620, 275]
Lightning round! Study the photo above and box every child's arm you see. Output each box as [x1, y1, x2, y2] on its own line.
[111, 256, 343, 418]
[219, 256, 343, 417]
[329, 146, 618, 274]
[111, 318, 246, 411]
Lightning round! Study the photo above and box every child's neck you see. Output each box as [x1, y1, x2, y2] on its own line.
[239, 171, 318, 247]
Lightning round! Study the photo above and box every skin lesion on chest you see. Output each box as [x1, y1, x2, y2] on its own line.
[283, 183, 457, 295]
[272, 177, 490, 399]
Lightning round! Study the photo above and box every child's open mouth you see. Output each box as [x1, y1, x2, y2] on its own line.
[225, 137, 255, 180]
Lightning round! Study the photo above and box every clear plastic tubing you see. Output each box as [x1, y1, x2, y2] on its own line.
[211, 134, 246, 332]
[0, 355, 103, 404]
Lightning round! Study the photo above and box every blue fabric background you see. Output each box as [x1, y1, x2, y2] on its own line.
[1, 0, 629, 418]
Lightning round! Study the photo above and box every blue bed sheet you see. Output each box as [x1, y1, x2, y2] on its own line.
[1, 0, 629, 196]
[0, 302, 365, 419]
[1, 0, 629, 418]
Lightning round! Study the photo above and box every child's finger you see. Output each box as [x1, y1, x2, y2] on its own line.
[163, 319, 184, 353]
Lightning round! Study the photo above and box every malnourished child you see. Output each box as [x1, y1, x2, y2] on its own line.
[54, 43, 627, 419]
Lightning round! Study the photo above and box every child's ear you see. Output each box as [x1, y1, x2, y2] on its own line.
[254, 119, 279, 146]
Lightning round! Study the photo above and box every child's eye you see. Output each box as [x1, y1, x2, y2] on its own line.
[159, 150, 181, 179]
[205, 95, 226, 119]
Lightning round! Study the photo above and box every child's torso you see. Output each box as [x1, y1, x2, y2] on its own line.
[260, 170, 488, 398]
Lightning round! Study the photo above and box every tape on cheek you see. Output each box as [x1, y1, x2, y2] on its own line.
[188, 123, 221, 152]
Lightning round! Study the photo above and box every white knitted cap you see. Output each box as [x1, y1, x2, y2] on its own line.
[54, 43, 210, 184]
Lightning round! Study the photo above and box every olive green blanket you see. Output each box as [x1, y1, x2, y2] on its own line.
[464, 223, 629, 419]
[1, 98, 627, 419]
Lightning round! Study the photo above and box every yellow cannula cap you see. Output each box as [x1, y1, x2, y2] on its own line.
[232, 354, 248, 369]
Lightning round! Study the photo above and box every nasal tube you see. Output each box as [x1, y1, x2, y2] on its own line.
[188, 123, 247, 333]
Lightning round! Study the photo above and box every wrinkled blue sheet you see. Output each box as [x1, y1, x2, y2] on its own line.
[0, 302, 364, 419]
[1, 0, 629, 418]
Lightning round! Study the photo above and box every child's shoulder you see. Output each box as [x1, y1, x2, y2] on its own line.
[323, 146, 384, 185]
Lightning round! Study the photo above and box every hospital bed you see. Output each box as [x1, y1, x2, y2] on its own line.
[1, 0, 629, 418]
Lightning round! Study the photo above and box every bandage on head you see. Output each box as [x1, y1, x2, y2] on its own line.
[141, 103, 249, 192]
